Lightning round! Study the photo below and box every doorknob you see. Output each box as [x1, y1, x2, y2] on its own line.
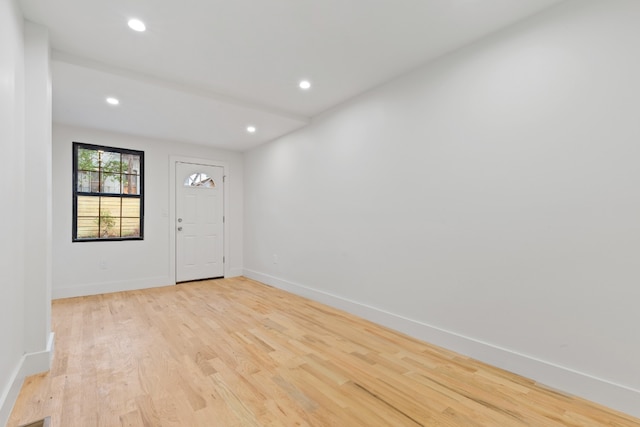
[178, 218, 183, 223]
[177, 227, 183, 231]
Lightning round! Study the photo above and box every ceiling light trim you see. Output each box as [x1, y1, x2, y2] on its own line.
[299, 80, 311, 90]
[127, 18, 146, 32]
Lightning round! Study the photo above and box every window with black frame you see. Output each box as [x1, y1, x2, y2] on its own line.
[73, 142, 144, 241]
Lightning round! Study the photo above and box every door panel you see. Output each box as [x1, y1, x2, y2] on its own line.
[176, 162, 224, 282]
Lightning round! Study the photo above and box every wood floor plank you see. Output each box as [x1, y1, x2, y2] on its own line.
[8, 277, 640, 426]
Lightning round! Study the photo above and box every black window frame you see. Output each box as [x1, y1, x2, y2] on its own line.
[72, 142, 145, 242]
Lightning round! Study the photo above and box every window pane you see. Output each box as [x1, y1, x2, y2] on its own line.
[77, 217, 99, 239]
[100, 197, 121, 217]
[122, 154, 141, 175]
[89, 171, 100, 192]
[77, 148, 99, 171]
[102, 173, 121, 194]
[77, 196, 99, 217]
[121, 218, 140, 238]
[77, 171, 101, 193]
[122, 174, 140, 195]
[101, 151, 121, 172]
[77, 171, 91, 192]
[122, 198, 140, 217]
[184, 173, 215, 188]
[98, 216, 121, 238]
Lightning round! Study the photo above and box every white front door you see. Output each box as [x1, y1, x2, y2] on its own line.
[175, 162, 224, 282]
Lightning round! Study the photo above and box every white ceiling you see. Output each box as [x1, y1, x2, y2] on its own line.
[20, 0, 564, 151]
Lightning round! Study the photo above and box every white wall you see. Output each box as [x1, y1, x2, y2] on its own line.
[0, 0, 26, 424]
[0, 5, 53, 425]
[52, 124, 244, 298]
[244, 0, 640, 417]
[23, 21, 53, 361]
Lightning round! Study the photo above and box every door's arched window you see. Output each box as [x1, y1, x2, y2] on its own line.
[184, 173, 216, 188]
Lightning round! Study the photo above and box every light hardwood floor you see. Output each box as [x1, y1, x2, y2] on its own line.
[8, 277, 640, 426]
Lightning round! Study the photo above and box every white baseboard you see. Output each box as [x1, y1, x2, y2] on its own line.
[53, 276, 174, 299]
[0, 332, 54, 427]
[0, 361, 25, 427]
[243, 269, 640, 419]
[22, 332, 55, 377]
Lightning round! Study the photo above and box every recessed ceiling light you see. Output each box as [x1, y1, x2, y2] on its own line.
[106, 97, 120, 105]
[247, 126, 256, 133]
[299, 80, 311, 90]
[127, 18, 146, 32]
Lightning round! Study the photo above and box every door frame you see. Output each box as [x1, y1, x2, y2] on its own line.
[169, 155, 228, 284]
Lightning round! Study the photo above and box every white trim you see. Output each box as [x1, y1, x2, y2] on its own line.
[0, 332, 54, 426]
[169, 156, 230, 284]
[243, 269, 640, 419]
[0, 359, 25, 427]
[23, 332, 55, 377]
[53, 276, 173, 299]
